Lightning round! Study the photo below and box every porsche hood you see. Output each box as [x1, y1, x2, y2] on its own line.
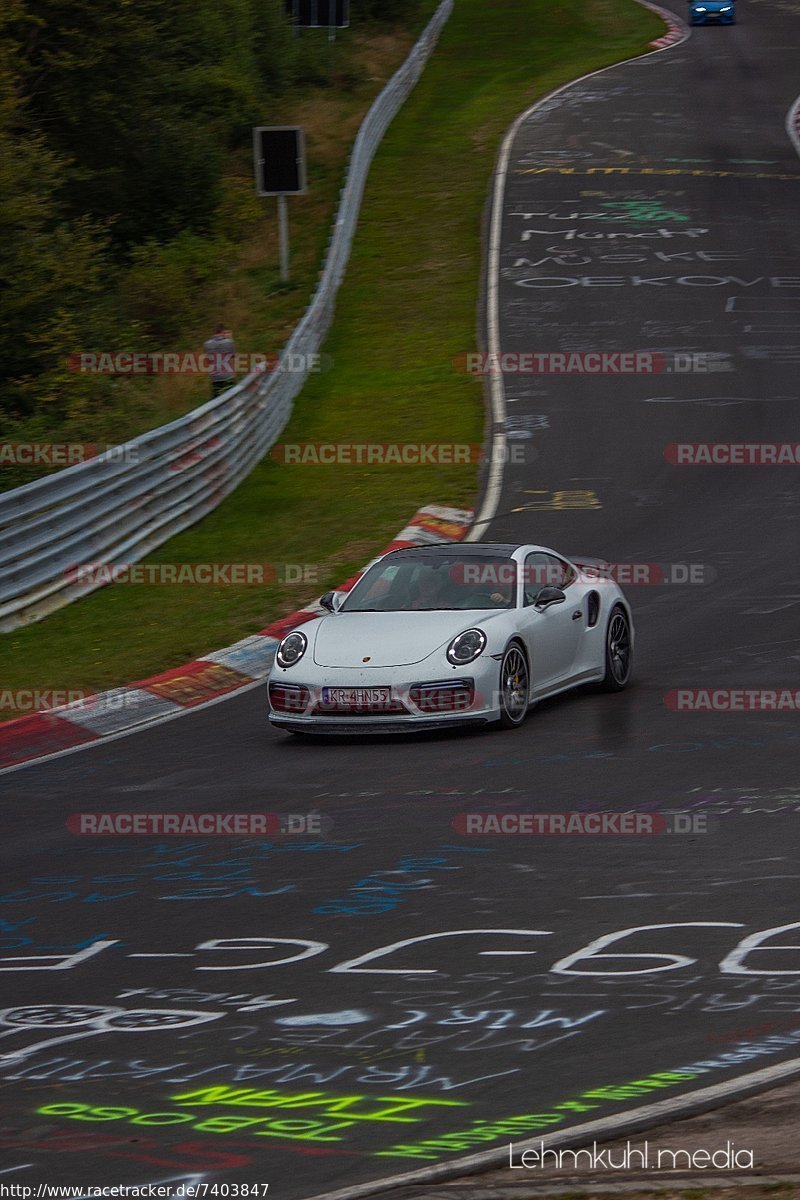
[311, 611, 504, 668]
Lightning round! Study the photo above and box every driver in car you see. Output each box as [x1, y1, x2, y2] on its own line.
[463, 573, 515, 607]
[409, 570, 447, 610]
[487, 581, 513, 606]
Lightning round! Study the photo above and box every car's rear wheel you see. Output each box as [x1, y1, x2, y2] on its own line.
[600, 606, 632, 691]
[499, 643, 530, 728]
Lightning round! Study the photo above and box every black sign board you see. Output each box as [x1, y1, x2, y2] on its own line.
[253, 127, 306, 196]
[284, 0, 349, 27]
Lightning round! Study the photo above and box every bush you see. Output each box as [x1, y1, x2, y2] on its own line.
[124, 234, 236, 339]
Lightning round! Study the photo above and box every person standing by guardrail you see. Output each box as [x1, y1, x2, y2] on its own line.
[204, 323, 237, 397]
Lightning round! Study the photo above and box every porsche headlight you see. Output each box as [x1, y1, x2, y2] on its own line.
[276, 631, 308, 668]
[447, 628, 487, 665]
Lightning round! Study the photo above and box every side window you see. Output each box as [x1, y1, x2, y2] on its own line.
[524, 553, 576, 605]
[524, 553, 551, 606]
[547, 556, 577, 590]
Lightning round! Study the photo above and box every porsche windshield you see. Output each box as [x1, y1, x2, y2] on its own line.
[341, 555, 517, 612]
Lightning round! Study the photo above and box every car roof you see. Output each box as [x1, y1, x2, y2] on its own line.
[381, 543, 554, 560]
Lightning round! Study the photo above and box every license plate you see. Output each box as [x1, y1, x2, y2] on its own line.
[321, 687, 391, 708]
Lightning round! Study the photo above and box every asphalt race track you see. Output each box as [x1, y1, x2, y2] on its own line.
[2, 3, 800, 1195]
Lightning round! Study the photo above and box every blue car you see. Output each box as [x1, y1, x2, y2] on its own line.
[690, 0, 736, 22]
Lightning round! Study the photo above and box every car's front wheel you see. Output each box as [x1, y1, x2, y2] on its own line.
[600, 606, 633, 691]
[498, 642, 530, 728]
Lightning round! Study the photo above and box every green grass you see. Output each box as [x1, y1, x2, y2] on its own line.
[3, 0, 663, 708]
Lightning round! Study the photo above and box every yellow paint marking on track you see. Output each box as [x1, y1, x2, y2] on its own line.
[513, 489, 602, 512]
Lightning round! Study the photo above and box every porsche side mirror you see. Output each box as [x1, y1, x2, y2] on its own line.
[320, 591, 340, 613]
[535, 586, 566, 610]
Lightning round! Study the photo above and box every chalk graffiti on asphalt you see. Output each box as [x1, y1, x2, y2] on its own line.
[314, 856, 459, 916]
[6, 921, 800, 976]
[4, 1056, 522, 1090]
[36, 1087, 469, 1147]
[374, 1071, 698, 1158]
[515, 275, 800, 289]
[0, 1006, 224, 1064]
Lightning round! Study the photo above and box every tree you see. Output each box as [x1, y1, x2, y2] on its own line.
[0, 3, 125, 421]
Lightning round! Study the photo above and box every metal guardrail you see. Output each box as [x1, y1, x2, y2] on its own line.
[0, 0, 453, 632]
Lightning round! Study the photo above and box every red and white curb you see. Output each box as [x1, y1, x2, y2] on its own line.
[0, 504, 473, 773]
[646, 1, 689, 48]
[649, 22, 685, 48]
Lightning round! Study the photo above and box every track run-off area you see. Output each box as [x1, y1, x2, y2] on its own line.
[2, 2, 800, 1196]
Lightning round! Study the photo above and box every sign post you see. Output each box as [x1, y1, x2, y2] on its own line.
[277, 195, 289, 282]
[253, 126, 307, 283]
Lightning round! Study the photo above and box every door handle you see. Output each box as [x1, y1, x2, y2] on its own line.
[572, 610, 582, 620]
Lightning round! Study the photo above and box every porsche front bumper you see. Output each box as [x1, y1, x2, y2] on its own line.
[267, 666, 503, 735]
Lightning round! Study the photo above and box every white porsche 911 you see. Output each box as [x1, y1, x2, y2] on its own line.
[267, 543, 633, 734]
